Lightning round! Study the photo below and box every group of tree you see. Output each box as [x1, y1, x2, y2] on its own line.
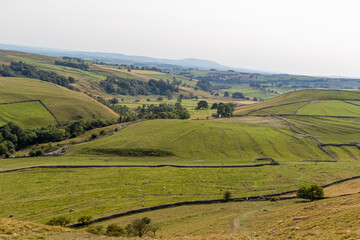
[0, 61, 77, 87]
[231, 92, 245, 99]
[100, 76, 179, 96]
[95, 217, 158, 238]
[194, 100, 235, 117]
[135, 102, 190, 120]
[0, 119, 115, 157]
[195, 79, 216, 92]
[54, 60, 89, 71]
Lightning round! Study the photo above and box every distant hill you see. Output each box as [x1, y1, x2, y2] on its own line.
[234, 89, 360, 115]
[0, 43, 259, 72]
[0, 77, 118, 124]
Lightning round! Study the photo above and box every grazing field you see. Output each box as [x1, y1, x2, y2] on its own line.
[0, 101, 57, 128]
[0, 77, 118, 122]
[69, 117, 329, 162]
[234, 89, 360, 115]
[1, 164, 360, 224]
[91, 192, 360, 239]
[297, 100, 360, 116]
[284, 116, 360, 144]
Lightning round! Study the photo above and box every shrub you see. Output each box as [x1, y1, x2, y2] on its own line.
[223, 191, 232, 201]
[297, 184, 324, 201]
[106, 223, 125, 237]
[99, 130, 105, 135]
[46, 216, 71, 226]
[77, 215, 93, 225]
[35, 149, 43, 156]
[270, 196, 279, 202]
[86, 225, 103, 235]
[90, 133, 98, 139]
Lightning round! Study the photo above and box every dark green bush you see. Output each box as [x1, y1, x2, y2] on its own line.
[46, 216, 71, 226]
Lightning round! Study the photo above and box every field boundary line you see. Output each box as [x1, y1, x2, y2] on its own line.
[0, 160, 279, 173]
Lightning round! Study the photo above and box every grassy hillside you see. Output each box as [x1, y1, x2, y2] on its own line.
[234, 89, 360, 115]
[0, 77, 118, 123]
[90, 192, 360, 239]
[0, 101, 57, 128]
[0, 218, 106, 240]
[69, 117, 328, 162]
[1, 164, 360, 224]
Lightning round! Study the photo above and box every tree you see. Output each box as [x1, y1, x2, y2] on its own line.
[0, 143, 8, 157]
[223, 191, 232, 201]
[210, 103, 218, 109]
[217, 103, 235, 117]
[224, 91, 229, 97]
[127, 217, 152, 237]
[297, 184, 324, 201]
[196, 100, 209, 110]
[232, 92, 245, 99]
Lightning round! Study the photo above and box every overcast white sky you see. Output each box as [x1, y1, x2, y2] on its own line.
[1, 0, 360, 77]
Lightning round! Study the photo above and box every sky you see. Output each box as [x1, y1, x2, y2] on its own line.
[1, 0, 360, 77]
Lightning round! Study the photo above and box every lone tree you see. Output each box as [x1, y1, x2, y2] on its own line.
[297, 184, 324, 201]
[196, 100, 209, 110]
[217, 103, 236, 117]
[223, 191, 232, 201]
[126, 217, 152, 237]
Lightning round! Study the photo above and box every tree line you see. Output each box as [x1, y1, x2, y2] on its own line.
[0, 61, 76, 87]
[100, 76, 179, 96]
[54, 60, 89, 71]
[0, 119, 115, 157]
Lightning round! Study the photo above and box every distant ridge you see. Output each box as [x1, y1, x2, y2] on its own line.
[0, 43, 260, 72]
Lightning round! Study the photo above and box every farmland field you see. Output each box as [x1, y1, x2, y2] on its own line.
[0, 77, 118, 122]
[69, 117, 329, 162]
[297, 100, 360, 116]
[0, 101, 57, 128]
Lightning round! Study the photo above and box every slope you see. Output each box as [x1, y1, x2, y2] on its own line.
[0, 77, 118, 123]
[234, 89, 360, 115]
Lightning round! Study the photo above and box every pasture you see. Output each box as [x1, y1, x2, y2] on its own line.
[0, 77, 118, 122]
[0, 101, 57, 128]
[1, 163, 360, 225]
[69, 117, 329, 162]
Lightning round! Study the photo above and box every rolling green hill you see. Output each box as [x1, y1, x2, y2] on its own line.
[234, 89, 360, 115]
[69, 117, 328, 162]
[0, 77, 118, 124]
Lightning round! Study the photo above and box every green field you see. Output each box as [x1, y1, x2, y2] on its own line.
[69, 117, 329, 162]
[0, 77, 118, 122]
[234, 89, 360, 115]
[285, 116, 360, 143]
[1, 163, 360, 225]
[297, 100, 360, 116]
[0, 101, 57, 128]
[1, 86, 360, 239]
